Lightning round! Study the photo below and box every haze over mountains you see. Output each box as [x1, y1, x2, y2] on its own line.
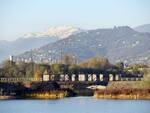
[134, 24, 150, 33]
[0, 24, 150, 64]
[0, 26, 81, 62]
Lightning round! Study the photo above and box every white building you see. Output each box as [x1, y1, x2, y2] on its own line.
[9, 55, 13, 62]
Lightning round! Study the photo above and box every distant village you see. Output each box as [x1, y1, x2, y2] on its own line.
[0, 54, 150, 99]
[0, 54, 145, 83]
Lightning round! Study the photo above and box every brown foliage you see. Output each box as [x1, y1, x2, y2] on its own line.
[79, 56, 111, 70]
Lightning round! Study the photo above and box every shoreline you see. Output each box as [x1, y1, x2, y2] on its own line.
[0, 96, 17, 100]
[93, 88, 150, 100]
[93, 94, 150, 100]
[1, 94, 150, 100]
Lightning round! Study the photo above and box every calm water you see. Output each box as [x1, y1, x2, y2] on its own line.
[0, 97, 150, 113]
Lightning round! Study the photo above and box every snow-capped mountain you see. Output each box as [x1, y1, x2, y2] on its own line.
[0, 26, 83, 62]
[1, 25, 150, 64]
[23, 26, 82, 39]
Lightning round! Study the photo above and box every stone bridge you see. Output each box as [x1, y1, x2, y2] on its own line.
[42, 72, 142, 82]
[0, 72, 142, 83]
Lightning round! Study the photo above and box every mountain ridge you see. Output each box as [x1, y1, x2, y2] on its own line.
[134, 24, 150, 33]
[16, 26, 150, 64]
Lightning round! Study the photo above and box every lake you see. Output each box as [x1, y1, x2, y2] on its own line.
[0, 97, 150, 113]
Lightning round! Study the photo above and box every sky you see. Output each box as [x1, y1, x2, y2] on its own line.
[0, 0, 150, 41]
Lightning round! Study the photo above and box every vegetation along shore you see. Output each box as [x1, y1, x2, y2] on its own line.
[0, 56, 150, 100]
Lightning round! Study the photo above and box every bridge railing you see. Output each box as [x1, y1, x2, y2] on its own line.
[0, 77, 42, 83]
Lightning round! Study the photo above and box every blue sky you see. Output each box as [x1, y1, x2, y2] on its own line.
[0, 0, 150, 41]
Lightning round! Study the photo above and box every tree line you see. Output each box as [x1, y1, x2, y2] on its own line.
[0, 55, 148, 78]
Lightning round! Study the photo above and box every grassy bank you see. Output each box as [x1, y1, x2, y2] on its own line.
[25, 91, 68, 99]
[94, 68, 150, 100]
[94, 89, 150, 100]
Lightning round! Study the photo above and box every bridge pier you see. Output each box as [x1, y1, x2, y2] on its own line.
[78, 74, 86, 81]
[60, 74, 65, 81]
[96, 74, 100, 82]
[99, 74, 104, 81]
[64, 74, 69, 81]
[103, 73, 109, 82]
[71, 74, 76, 81]
[87, 74, 92, 81]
